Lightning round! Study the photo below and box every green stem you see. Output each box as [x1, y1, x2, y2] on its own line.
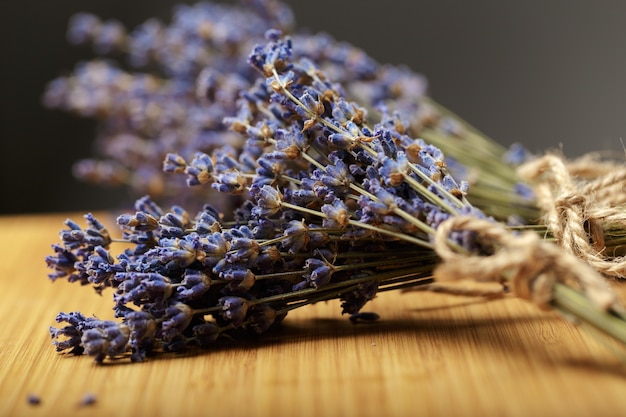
[552, 283, 626, 344]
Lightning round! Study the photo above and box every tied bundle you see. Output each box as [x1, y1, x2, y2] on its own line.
[44, 0, 626, 364]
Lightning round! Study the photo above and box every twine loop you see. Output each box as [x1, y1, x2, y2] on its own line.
[519, 154, 626, 278]
[433, 216, 619, 311]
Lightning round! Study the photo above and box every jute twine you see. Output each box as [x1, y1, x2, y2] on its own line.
[433, 216, 620, 311]
[518, 154, 626, 278]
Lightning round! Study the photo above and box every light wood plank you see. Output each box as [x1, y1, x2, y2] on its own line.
[1, 212, 626, 417]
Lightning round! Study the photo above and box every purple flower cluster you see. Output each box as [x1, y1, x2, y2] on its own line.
[47, 1, 493, 363]
[43, 0, 481, 214]
[48, 194, 440, 362]
[43, 1, 293, 210]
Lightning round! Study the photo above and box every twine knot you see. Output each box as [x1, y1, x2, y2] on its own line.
[519, 154, 626, 278]
[433, 216, 619, 311]
[554, 194, 586, 211]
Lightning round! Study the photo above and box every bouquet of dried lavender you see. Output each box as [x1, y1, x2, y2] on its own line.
[44, 0, 626, 271]
[45, 0, 626, 364]
[45, 28, 457, 362]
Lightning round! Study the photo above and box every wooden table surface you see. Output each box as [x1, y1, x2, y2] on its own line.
[2, 212, 626, 417]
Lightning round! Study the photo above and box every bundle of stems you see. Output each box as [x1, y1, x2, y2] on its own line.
[44, 0, 626, 363]
[405, 98, 626, 276]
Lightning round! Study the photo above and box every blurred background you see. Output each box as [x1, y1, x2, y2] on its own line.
[2, 0, 626, 214]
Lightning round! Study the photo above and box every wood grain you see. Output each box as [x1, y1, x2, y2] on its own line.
[1, 212, 626, 417]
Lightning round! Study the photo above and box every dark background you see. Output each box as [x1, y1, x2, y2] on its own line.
[3, 0, 626, 214]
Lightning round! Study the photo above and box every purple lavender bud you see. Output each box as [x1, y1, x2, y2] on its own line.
[83, 213, 112, 247]
[515, 183, 535, 200]
[113, 273, 141, 303]
[264, 28, 283, 41]
[248, 304, 277, 334]
[504, 142, 533, 165]
[163, 153, 187, 174]
[219, 296, 250, 326]
[441, 175, 460, 192]
[49, 324, 77, 348]
[184, 152, 214, 186]
[81, 321, 130, 363]
[348, 163, 367, 177]
[125, 311, 156, 362]
[114, 272, 172, 306]
[341, 279, 379, 314]
[80, 332, 110, 363]
[45, 244, 78, 281]
[159, 206, 191, 237]
[194, 206, 221, 235]
[308, 225, 330, 249]
[379, 153, 409, 187]
[27, 394, 41, 406]
[273, 126, 307, 158]
[127, 18, 162, 67]
[248, 44, 267, 73]
[331, 97, 357, 124]
[298, 91, 320, 113]
[117, 211, 159, 232]
[84, 246, 120, 287]
[220, 266, 256, 291]
[288, 189, 317, 206]
[267, 69, 294, 89]
[67, 13, 101, 45]
[134, 196, 163, 219]
[55, 311, 91, 328]
[320, 198, 350, 229]
[257, 37, 293, 74]
[319, 157, 353, 194]
[292, 280, 309, 292]
[59, 219, 85, 249]
[327, 132, 354, 150]
[196, 67, 218, 100]
[225, 238, 260, 264]
[197, 232, 230, 267]
[251, 218, 275, 239]
[93, 19, 126, 54]
[367, 179, 400, 215]
[161, 303, 193, 342]
[224, 224, 255, 240]
[177, 269, 212, 300]
[141, 273, 172, 293]
[281, 220, 311, 254]
[425, 204, 451, 230]
[304, 258, 334, 288]
[252, 185, 283, 217]
[321, 190, 337, 205]
[125, 311, 156, 340]
[212, 171, 247, 193]
[41, 77, 69, 109]
[421, 143, 445, 161]
[216, 151, 242, 171]
[254, 245, 282, 269]
[155, 237, 198, 268]
[377, 129, 398, 159]
[255, 156, 279, 179]
[192, 323, 220, 347]
[79, 393, 97, 407]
